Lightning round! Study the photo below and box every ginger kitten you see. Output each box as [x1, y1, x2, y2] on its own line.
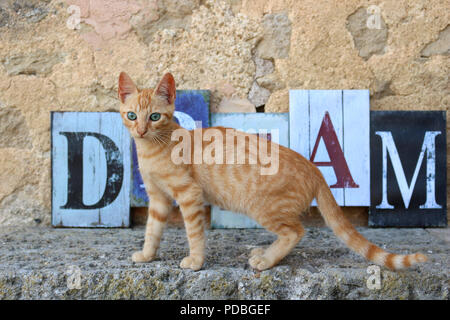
[118, 72, 427, 271]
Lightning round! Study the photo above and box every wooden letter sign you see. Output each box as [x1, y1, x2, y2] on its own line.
[52, 112, 131, 227]
[289, 90, 370, 206]
[369, 111, 447, 227]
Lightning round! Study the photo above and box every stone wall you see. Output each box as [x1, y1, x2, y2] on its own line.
[0, 0, 448, 226]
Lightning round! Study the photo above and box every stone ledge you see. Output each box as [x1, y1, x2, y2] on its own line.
[0, 226, 448, 300]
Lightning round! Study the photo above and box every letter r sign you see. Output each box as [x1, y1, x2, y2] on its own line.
[289, 90, 370, 206]
[51, 112, 131, 227]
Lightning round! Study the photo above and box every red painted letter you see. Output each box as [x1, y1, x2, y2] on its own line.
[310, 112, 359, 188]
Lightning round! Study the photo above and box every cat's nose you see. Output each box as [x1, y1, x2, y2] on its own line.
[137, 129, 147, 137]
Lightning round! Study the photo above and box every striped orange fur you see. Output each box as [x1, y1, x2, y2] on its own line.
[119, 72, 427, 271]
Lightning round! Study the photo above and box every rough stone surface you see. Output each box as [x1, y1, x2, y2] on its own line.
[0, 226, 448, 299]
[257, 73, 286, 91]
[0, 0, 51, 26]
[130, 0, 199, 44]
[265, 89, 289, 113]
[0, 150, 50, 226]
[248, 81, 271, 107]
[143, 0, 262, 105]
[0, 7, 10, 27]
[2, 51, 65, 76]
[67, 0, 142, 49]
[215, 97, 256, 113]
[254, 55, 274, 79]
[0, 106, 32, 148]
[256, 12, 292, 59]
[0, 0, 448, 226]
[346, 7, 388, 60]
[421, 25, 450, 57]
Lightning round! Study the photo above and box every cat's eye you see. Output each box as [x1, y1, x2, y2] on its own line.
[149, 113, 161, 121]
[127, 112, 137, 121]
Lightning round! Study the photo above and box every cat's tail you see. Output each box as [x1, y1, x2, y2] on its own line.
[315, 180, 427, 270]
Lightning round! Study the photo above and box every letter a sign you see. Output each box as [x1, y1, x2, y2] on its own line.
[289, 90, 370, 206]
[52, 112, 131, 227]
[369, 111, 447, 227]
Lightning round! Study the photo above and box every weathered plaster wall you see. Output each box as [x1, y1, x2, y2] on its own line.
[0, 0, 448, 226]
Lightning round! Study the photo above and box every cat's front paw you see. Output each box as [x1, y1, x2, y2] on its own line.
[249, 247, 265, 258]
[249, 254, 273, 271]
[131, 251, 154, 263]
[180, 255, 203, 271]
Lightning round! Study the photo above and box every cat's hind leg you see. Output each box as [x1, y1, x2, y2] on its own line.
[249, 212, 304, 271]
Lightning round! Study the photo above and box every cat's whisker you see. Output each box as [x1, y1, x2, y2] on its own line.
[154, 132, 171, 145]
[151, 135, 163, 147]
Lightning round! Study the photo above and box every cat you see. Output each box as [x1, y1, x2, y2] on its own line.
[118, 71, 427, 271]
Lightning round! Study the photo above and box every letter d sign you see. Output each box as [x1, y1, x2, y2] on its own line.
[52, 112, 131, 227]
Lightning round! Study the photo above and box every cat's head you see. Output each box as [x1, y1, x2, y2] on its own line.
[118, 72, 176, 139]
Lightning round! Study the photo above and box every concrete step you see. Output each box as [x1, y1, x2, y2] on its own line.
[0, 226, 448, 299]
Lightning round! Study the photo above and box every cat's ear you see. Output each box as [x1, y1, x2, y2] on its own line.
[155, 73, 176, 105]
[118, 72, 138, 103]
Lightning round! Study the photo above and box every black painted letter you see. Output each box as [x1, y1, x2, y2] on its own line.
[60, 132, 124, 209]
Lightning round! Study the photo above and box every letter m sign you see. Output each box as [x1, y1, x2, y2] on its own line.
[369, 111, 447, 227]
